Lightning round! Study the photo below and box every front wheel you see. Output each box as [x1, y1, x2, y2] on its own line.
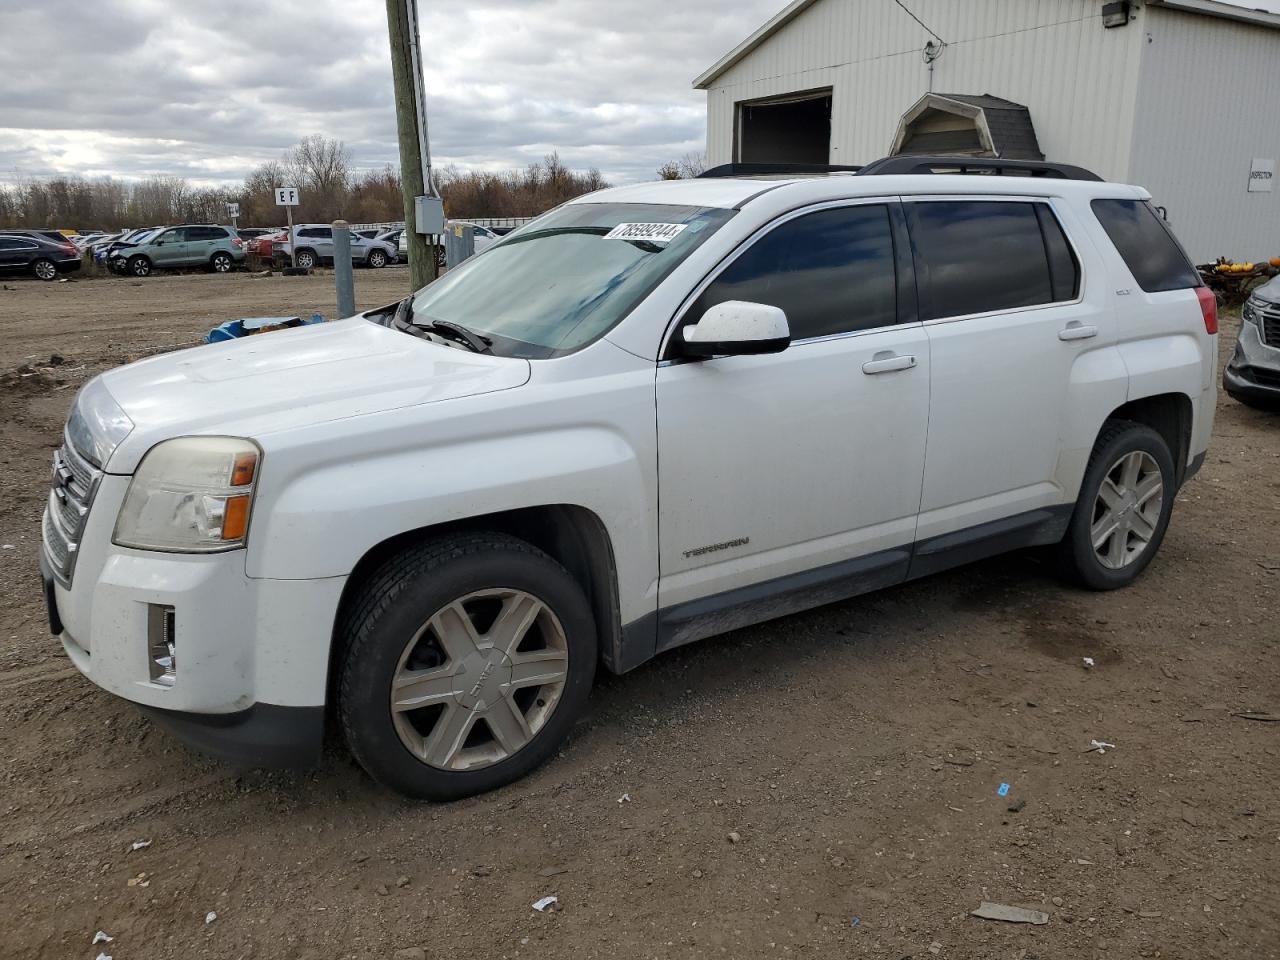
[31, 258, 58, 281]
[127, 256, 151, 277]
[1058, 420, 1176, 590]
[367, 248, 387, 268]
[210, 251, 233, 273]
[337, 533, 597, 799]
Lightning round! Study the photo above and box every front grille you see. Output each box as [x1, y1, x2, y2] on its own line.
[1258, 301, 1280, 348]
[42, 429, 103, 585]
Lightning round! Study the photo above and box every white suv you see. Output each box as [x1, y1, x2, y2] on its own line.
[41, 158, 1217, 799]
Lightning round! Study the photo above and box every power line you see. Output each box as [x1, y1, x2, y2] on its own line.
[890, 0, 947, 44]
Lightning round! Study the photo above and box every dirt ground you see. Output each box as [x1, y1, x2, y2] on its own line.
[0, 269, 1277, 960]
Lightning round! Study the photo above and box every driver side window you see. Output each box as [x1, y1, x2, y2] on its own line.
[158, 228, 186, 243]
[683, 204, 899, 344]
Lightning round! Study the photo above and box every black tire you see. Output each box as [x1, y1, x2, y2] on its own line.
[367, 248, 387, 269]
[337, 532, 597, 800]
[436, 246, 447, 271]
[294, 248, 318, 270]
[31, 258, 58, 281]
[1057, 419, 1176, 590]
[210, 251, 234, 273]
[127, 255, 151, 278]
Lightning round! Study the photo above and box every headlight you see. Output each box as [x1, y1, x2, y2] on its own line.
[1242, 297, 1263, 329]
[68, 377, 133, 468]
[113, 437, 261, 553]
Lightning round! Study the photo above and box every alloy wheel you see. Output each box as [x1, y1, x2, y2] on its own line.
[1090, 450, 1163, 570]
[212, 253, 231, 272]
[390, 588, 569, 771]
[33, 259, 57, 281]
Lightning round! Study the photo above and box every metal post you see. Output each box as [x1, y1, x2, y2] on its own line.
[333, 220, 356, 317]
[386, 0, 438, 289]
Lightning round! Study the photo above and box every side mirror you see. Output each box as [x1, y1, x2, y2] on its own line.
[680, 301, 790, 358]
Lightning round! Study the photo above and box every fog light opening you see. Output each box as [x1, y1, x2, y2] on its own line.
[147, 603, 176, 686]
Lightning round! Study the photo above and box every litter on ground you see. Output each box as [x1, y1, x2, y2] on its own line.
[532, 895, 559, 912]
[971, 902, 1050, 925]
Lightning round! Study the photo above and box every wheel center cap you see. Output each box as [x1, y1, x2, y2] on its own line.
[452, 648, 513, 710]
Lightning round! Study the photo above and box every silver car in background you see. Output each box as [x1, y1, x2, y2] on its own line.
[1225, 275, 1280, 409]
[276, 224, 395, 270]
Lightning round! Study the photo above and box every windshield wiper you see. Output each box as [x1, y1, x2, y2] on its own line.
[391, 298, 492, 354]
[416, 318, 493, 355]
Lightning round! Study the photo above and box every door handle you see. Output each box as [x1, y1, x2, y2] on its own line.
[862, 353, 917, 375]
[1058, 322, 1098, 342]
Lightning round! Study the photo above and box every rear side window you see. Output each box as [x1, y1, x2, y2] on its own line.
[689, 204, 898, 340]
[907, 201, 1078, 320]
[1090, 199, 1199, 292]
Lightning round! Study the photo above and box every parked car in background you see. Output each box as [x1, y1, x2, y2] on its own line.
[0, 232, 82, 280]
[82, 232, 128, 258]
[237, 227, 277, 244]
[397, 221, 499, 267]
[108, 224, 245, 277]
[275, 224, 395, 269]
[1224, 275, 1280, 409]
[355, 228, 384, 240]
[42, 158, 1218, 799]
[250, 231, 285, 258]
[3, 228, 79, 246]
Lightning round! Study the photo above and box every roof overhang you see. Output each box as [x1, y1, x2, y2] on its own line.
[693, 0, 820, 89]
[1147, 0, 1280, 29]
[694, 0, 1280, 92]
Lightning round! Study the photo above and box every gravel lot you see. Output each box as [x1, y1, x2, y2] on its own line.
[1, 269, 1277, 959]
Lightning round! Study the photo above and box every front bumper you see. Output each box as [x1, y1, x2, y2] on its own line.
[43, 474, 346, 766]
[1224, 319, 1280, 404]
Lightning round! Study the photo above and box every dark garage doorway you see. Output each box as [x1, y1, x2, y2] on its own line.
[736, 90, 832, 165]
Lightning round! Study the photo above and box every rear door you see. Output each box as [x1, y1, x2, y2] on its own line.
[905, 196, 1122, 559]
[655, 200, 930, 642]
[183, 226, 221, 265]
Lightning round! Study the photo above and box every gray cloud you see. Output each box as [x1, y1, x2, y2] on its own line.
[0, 0, 783, 187]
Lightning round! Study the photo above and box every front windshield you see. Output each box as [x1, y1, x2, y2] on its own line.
[407, 202, 735, 358]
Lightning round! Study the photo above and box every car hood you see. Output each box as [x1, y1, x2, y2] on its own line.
[98, 317, 531, 473]
[1253, 275, 1280, 304]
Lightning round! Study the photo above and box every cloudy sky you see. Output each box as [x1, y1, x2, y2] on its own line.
[3, 0, 1279, 189]
[0, 0, 779, 188]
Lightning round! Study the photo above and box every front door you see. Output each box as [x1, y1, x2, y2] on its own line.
[150, 227, 189, 267]
[655, 201, 930, 648]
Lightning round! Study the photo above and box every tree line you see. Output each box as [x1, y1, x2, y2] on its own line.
[0, 136, 610, 231]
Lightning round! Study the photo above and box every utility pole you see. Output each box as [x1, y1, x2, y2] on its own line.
[386, 0, 438, 289]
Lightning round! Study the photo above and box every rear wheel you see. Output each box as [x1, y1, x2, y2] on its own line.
[127, 255, 151, 277]
[1058, 420, 1175, 590]
[210, 251, 233, 273]
[31, 258, 57, 281]
[338, 533, 597, 800]
[294, 248, 318, 270]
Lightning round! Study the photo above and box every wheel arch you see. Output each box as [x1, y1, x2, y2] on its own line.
[1105, 392, 1193, 486]
[327, 503, 623, 707]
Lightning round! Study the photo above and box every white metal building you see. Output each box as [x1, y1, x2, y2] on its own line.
[696, 0, 1280, 261]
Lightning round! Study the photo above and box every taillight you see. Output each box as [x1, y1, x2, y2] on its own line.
[232, 238, 243, 247]
[62, 244, 77, 255]
[1195, 286, 1218, 335]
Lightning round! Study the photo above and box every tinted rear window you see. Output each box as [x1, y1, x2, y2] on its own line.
[907, 201, 1066, 319]
[1090, 199, 1199, 292]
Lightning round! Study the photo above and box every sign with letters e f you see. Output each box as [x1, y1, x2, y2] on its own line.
[275, 186, 300, 206]
[1248, 159, 1274, 193]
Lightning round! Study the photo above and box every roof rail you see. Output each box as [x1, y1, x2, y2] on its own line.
[699, 162, 863, 178]
[856, 156, 1103, 181]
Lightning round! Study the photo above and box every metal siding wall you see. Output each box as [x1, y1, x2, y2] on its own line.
[1129, 9, 1280, 262]
[704, 0, 1144, 180]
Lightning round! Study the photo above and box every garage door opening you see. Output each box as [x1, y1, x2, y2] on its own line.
[736, 90, 831, 165]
